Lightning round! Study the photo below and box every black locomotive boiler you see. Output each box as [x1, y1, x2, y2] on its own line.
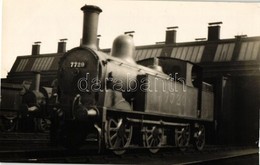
[55, 5, 214, 155]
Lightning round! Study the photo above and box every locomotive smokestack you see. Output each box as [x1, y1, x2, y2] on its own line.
[81, 5, 102, 50]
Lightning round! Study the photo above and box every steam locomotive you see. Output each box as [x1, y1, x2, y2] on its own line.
[0, 73, 56, 132]
[54, 5, 214, 155]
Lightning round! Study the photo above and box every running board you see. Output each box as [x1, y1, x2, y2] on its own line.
[126, 117, 189, 127]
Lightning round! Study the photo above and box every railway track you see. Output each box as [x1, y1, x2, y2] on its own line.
[0, 136, 257, 164]
[183, 152, 258, 165]
[34, 147, 258, 164]
[0, 132, 49, 151]
[0, 132, 258, 164]
[0, 132, 48, 141]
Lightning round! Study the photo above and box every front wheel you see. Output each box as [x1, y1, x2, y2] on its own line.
[105, 117, 133, 155]
[1, 116, 17, 132]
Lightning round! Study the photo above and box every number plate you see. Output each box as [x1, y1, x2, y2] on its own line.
[70, 62, 86, 68]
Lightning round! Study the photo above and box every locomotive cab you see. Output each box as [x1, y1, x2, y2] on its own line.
[138, 57, 203, 88]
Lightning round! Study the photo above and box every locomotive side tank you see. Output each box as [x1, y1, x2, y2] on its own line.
[55, 4, 214, 155]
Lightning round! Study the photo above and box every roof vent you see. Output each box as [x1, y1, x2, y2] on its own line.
[156, 41, 165, 45]
[57, 38, 67, 53]
[235, 35, 247, 39]
[31, 41, 41, 55]
[195, 38, 206, 41]
[208, 22, 222, 41]
[165, 26, 178, 44]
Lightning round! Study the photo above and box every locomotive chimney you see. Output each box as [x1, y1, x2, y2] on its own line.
[81, 5, 102, 50]
[31, 41, 41, 55]
[57, 38, 67, 53]
[208, 22, 222, 41]
[165, 26, 178, 44]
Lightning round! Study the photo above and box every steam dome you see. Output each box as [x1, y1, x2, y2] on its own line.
[111, 35, 136, 64]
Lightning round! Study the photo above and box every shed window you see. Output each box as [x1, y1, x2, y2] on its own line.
[238, 41, 260, 61]
[31, 57, 55, 71]
[15, 59, 29, 72]
[214, 43, 235, 61]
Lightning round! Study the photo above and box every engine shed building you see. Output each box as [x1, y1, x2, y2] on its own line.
[3, 23, 259, 146]
[103, 23, 260, 146]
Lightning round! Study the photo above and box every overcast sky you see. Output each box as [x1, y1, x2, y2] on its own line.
[1, 0, 260, 78]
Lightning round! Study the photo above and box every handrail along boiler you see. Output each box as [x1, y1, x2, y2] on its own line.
[56, 5, 214, 155]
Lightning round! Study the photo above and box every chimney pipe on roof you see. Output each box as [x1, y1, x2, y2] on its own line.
[208, 22, 222, 41]
[31, 41, 41, 55]
[81, 5, 102, 50]
[165, 26, 178, 44]
[235, 35, 247, 39]
[195, 38, 206, 41]
[57, 38, 67, 53]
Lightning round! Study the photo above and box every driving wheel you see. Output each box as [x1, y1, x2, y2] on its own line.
[106, 118, 133, 155]
[143, 126, 164, 153]
[193, 123, 205, 151]
[175, 126, 190, 151]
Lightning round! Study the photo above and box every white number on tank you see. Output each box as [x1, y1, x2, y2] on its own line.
[70, 62, 85, 68]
